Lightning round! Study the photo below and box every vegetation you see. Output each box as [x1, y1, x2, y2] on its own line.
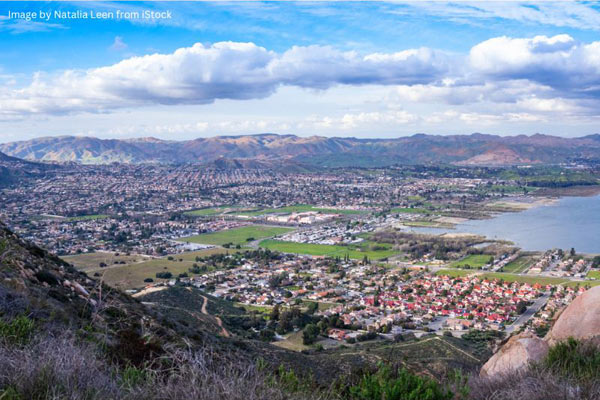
[260, 240, 397, 260]
[348, 365, 453, 400]
[544, 338, 600, 381]
[180, 225, 293, 246]
[450, 254, 494, 269]
[502, 254, 536, 273]
[0, 316, 34, 345]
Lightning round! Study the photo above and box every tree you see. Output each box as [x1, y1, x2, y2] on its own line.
[302, 323, 320, 345]
[270, 304, 280, 322]
[306, 302, 319, 315]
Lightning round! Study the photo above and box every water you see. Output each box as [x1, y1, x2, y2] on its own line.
[411, 195, 600, 254]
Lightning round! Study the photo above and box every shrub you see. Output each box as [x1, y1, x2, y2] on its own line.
[544, 338, 600, 380]
[349, 365, 453, 400]
[0, 316, 34, 345]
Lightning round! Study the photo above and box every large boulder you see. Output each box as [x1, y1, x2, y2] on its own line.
[480, 332, 549, 377]
[547, 286, 600, 346]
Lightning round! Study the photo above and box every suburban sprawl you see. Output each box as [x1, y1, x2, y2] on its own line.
[2, 159, 600, 352]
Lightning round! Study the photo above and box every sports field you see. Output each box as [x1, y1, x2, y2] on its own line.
[502, 254, 537, 273]
[179, 225, 293, 246]
[66, 214, 110, 222]
[259, 239, 397, 260]
[450, 254, 493, 269]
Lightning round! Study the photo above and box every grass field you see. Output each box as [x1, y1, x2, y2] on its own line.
[69, 247, 240, 290]
[234, 204, 366, 217]
[259, 239, 397, 260]
[179, 225, 294, 246]
[66, 214, 109, 222]
[450, 254, 493, 269]
[502, 254, 537, 273]
[272, 330, 311, 352]
[435, 269, 477, 278]
[62, 252, 149, 272]
[587, 270, 600, 279]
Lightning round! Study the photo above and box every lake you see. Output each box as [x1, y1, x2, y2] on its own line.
[411, 194, 600, 254]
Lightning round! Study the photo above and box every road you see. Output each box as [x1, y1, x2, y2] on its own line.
[505, 291, 550, 334]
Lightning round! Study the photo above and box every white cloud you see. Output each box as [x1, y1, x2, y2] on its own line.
[0, 41, 450, 117]
[469, 34, 600, 95]
[0, 16, 66, 34]
[397, 1, 600, 32]
[2, 35, 600, 132]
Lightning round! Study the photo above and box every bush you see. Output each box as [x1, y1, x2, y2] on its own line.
[349, 365, 453, 400]
[155, 272, 173, 279]
[0, 316, 34, 345]
[544, 338, 600, 380]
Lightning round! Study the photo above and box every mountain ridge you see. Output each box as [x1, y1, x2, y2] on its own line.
[2, 133, 600, 167]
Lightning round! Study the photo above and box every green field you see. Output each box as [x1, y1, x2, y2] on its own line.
[66, 214, 110, 222]
[587, 270, 600, 279]
[179, 225, 294, 246]
[259, 239, 397, 260]
[502, 254, 537, 273]
[450, 254, 493, 269]
[435, 269, 477, 278]
[234, 204, 366, 217]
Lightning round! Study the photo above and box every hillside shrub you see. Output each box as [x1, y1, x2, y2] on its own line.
[544, 338, 600, 380]
[349, 365, 453, 400]
[0, 316, 34, 345]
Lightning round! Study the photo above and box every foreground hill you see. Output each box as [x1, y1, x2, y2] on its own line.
[3, 133, 600, 166]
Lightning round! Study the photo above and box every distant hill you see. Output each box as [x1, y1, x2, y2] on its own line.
[3, 133, 600, 167]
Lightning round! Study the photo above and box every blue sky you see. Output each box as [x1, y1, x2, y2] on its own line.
[1, 1, 600, 142]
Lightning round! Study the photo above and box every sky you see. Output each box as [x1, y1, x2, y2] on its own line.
[1, 1, 600, 143]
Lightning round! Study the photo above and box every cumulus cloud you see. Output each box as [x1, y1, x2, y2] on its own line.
[469, 34, 600, 96]
[2, 35, 600, 122]
[0, 41, 449, 117]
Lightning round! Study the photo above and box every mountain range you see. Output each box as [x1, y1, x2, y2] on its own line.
[2, 133, 600, 167]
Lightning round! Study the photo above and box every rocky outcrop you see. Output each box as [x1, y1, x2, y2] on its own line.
[482, 286, 600, 377]
[480, 332, 549, 377]
[546, 286, 600, 346]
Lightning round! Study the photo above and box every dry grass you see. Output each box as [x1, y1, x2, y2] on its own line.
[468, 369, 600, 400]
[0, 333, 328, 400]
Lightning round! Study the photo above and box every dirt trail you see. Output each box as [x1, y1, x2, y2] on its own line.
[198, 291, 230, 338]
